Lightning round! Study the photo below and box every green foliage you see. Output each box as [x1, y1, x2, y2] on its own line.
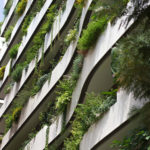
[111, 128, 150, 150]
[111, 22, 150, 99]
[90, 0, 129, 22]
[0, 66, 6, 80]
[4, 82, 14, 94]
[78, 16, 108, 51]
[64, 28, 77, 45]
[9, 43, 20, 59]
[21, 15, 33, 35]
[12, 64, 24, 82]
[12, 107, 22, 122]
[4, 114, 13, 133]
[75, 0, 87, 8]
[64, 90, 117, 149]
[4, 26, 14, 41]
[16, 0, 28, 16]
[3, 0, 13, 17]
[25, 4, 57, 64]
[56, 79, 76, 113]
[31, 73, 50, 96]
[55, 54, 84, 113]
[71, 55, 84, 80]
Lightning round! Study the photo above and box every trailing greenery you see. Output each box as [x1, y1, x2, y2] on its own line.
[111, 19, 150, 99]
[78, 16, 108, 51]
[31, 73, 50, 96]
[16, 0, 28, 16]
[111, 128, 150, 150]
[9, 43, 20, 59]
[0, 66, 6, 80]
[64, 89, 117, 149]
[4, 26, 13, 41]
[55, 54, 84, 113]
[21, 15, 34, 35]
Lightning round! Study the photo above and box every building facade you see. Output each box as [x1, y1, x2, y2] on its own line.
[0, 0, 150, 149]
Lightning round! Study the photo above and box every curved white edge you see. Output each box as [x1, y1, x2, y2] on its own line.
[0, 0, 34, 62]
[80, 90, 147, 150]
[1, 0, 19, 35]
[0, 0, 75, 119]
[0, 0, 52, 87]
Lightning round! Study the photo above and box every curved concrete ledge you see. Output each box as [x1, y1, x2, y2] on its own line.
[1, 0, 19, 36]
[0, 0, 35, 63]
[80, 90, 146, 150]
[0, 0, 75, 121]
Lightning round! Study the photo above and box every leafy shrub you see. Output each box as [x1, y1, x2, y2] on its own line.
[12, 107, 22, 122]
[9, 43, 20, 59]
[78, 16, 108, 51]
[31, 73, 49, 96]
[12, 64, 24, 82]
[4, 26, 14, 41]
[16, 0, 28, 16]
[111, 128, 150, 150]
[111, 25, 150, 99]
[4, 114, 13, 133]
[64, 90, 117, 149]
[0, 66, 6, 80]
